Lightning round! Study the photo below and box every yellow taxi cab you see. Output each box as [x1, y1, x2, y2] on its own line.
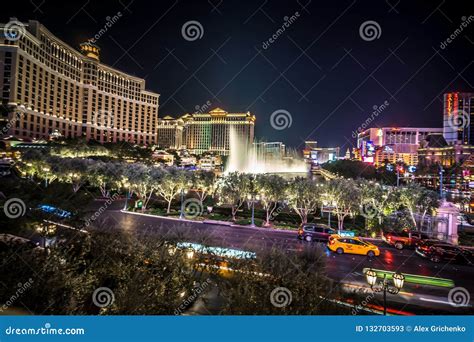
[328, 235, 380, 257]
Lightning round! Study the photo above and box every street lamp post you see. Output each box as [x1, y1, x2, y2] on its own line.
[247, 194, 260, 227]
[439, 165, 444, 199]
[43, 167, 50, 187]
[179, 182, 193, 219]
[322, 199, 331, 227]
[365, 269, 405, 315]
[122, 182, 130, 211]
[179, 188, 185, 219]
[36, 222, 57, 248]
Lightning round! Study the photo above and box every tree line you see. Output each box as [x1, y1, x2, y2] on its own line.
[18, 150, 439, 232]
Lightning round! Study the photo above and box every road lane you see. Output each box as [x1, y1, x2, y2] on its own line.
[95, 209, 474, 313]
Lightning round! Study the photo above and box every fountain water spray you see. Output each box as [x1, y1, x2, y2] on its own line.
[225, 128, 308, 174]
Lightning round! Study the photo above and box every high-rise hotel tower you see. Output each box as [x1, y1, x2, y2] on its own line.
[181, 108, 255, 155]
[0, 19, 159, 145]
[443, 92, 474, 145]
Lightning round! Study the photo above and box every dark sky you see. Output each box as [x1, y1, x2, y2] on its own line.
[3, 0, 473, 151]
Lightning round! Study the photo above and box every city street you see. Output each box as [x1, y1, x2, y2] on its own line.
[89, 201, 474, 315]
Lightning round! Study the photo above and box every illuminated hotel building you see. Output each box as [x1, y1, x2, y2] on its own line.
[443, 92, 474, 145]
[418, 133, 474, 167]
[356, 127, 443, 166]
[0, 19, 159, 145]
[303, 141, 340, 165]
[156, 116, 184, 149]
[181, 108, 255, 155]
[254, 141, 286, 160]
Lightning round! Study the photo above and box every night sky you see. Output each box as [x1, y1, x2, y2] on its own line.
[3, 0, 473, 151]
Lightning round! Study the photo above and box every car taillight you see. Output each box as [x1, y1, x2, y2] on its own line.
[329, 238, 335, 245]
[387, 236, 391, 241]
[298, 229, 303, 235]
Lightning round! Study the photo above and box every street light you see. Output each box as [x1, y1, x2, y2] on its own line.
[179, 181, 193, 219]
[247, 194, 260, 227]
[179, 188, 186, 219]
[43, 167, 50, 187]
[122, 181, 130, 210]
[365, 269, 405, 315]
[321, 197, 334, 227]
[35, 222, 57, 248]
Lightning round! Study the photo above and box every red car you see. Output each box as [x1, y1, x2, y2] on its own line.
[381, 229, 430, 250]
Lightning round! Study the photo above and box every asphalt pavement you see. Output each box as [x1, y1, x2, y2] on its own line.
[84, 200, 474, 315]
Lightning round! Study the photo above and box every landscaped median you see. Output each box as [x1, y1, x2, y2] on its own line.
[119, 209, 299, 234]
